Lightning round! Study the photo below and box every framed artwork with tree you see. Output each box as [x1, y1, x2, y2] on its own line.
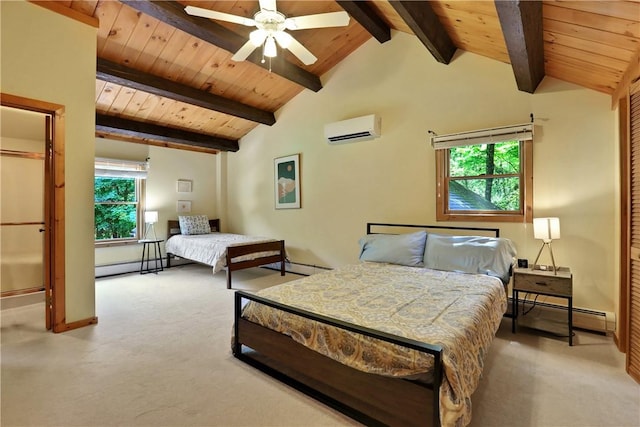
[274, 154, 300, 209]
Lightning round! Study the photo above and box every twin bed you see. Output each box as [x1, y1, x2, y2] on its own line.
[232, 223, 516, 427]
[165, 217, 286, 289]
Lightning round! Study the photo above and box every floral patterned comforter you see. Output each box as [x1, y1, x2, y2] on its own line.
[241, 262, 507, 426]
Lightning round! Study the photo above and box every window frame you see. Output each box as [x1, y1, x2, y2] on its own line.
[435, 139, 533, 223]
[94, 174, 146, 247]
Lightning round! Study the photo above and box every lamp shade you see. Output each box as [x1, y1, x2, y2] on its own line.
[533, 217, 560, 242]
[144, 211, 158, 224]
[264, 36, 277, 57]
[249, 29, 267, 47]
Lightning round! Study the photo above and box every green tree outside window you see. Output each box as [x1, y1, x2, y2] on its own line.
[448, 141, 521, 211]
[94, 177, 138, 240]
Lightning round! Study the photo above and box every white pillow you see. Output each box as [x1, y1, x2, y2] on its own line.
[178, 215, 211, 235]
[358, 231, 427, 267]
[423, 234, 516, 282]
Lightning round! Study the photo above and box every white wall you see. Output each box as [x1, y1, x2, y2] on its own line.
[95, 139, 218, 266]
[1, 0, 97, 322]
[226, 32, 618, 315]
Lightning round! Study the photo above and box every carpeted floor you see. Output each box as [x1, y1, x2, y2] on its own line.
[1, 264, 639, 427]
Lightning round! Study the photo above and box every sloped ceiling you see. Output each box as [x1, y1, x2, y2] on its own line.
[39, 1, 640, 154]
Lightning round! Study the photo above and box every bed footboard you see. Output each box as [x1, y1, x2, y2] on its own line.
[226, 240, 285, 289]
[233, 291, 443, 427]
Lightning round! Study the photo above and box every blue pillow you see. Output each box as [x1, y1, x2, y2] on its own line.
[423, 234, 516, 282]
[358, 231, 427, 267]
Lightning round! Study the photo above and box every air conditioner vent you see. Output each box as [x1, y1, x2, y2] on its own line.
[324, 114, 381, 144]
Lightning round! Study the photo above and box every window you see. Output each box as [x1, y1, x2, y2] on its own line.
[94, 158, 147, 244]
[434, 124, 533, 223]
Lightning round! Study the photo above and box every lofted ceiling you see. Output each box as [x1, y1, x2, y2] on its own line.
[42, 0, 640, 154]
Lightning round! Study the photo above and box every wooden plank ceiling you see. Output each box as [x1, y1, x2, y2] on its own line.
[46, 0, 640, 154]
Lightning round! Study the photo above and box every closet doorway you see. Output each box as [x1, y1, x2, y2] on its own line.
[624, 80, 640, 383]
[1, 94, 66, 331]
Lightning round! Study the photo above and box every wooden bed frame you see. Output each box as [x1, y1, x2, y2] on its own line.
[165, 219, 286, 289]
[232, 222, 502, 427]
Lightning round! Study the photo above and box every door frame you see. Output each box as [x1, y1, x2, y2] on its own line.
[2, 93, 66, 332]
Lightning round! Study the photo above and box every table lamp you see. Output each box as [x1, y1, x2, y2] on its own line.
[143, 210, 158, 240]
[532, 217, 560, 274]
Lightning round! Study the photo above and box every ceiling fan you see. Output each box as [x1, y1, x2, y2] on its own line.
[185, 0, 350, 66]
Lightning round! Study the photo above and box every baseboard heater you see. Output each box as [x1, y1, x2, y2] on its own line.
[509, 297, 615, 334]
[95, 259, 172, 278]
[96, 259, 323, 278]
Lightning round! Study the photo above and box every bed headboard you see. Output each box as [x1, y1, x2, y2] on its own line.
[167, 218, 221, 238]
[366, 222, 500, 237]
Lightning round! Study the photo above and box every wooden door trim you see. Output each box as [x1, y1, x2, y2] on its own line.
[1, 93, 69, 332]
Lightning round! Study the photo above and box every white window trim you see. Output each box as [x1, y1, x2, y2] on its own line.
[95, 157, 148, 179]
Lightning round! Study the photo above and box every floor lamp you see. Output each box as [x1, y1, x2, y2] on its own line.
[143, 211, 158, 240]
[532, 217, 561, 274]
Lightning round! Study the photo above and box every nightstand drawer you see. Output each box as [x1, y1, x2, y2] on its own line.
[512, 267, 573, 345]
[513, 271, 572, 297]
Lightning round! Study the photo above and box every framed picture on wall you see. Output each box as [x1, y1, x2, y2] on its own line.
[177, 200, 192, 213]
[176, 179, 192, 193]
[274, 154, 300, 209]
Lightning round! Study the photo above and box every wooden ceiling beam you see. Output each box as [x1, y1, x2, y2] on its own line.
[97, 58, 275, 126]
[120, 0, 322, 92]
[96, 114, 239, 152]
[336, 1, 391, 43]
[389, 1, 456, 64]
[495, 0, 545, 94]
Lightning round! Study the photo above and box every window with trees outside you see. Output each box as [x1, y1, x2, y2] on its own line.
[94, 158, 147, 244]
[434, 125, 533, 223]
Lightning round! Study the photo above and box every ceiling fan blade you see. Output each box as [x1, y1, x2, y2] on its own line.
[284, 11, 350, 30]
[232, 40, 259, 62]
[273, 31, 293, 49]
[184, 5, 255, 26]
[285, 34, 317, 65]
[259, 0, 277, 12]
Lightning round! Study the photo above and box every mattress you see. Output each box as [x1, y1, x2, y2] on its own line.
[165, 232, 279, 273]
[240, 262, 507, 426]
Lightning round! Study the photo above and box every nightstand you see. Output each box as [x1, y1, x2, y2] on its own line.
[139, 239, 164, 274]
[511, 267, 573, 345]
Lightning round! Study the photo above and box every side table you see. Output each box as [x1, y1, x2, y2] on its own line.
[139, 239, 164, 274]
[512, 267, 573, 345]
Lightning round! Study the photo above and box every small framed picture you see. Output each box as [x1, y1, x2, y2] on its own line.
[176, 179, 192, 193]
[177, 200, 191, 213]
[274, 154, 301, 209]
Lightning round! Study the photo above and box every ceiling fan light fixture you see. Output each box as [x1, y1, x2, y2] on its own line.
[274, 31, 292, 49]
[249, 29, 267, 47]
[186, 1, 350, 66]
[264, 36, 277, 57]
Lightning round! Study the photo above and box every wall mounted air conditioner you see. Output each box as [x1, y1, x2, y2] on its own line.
[324, 114, 381, 144]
